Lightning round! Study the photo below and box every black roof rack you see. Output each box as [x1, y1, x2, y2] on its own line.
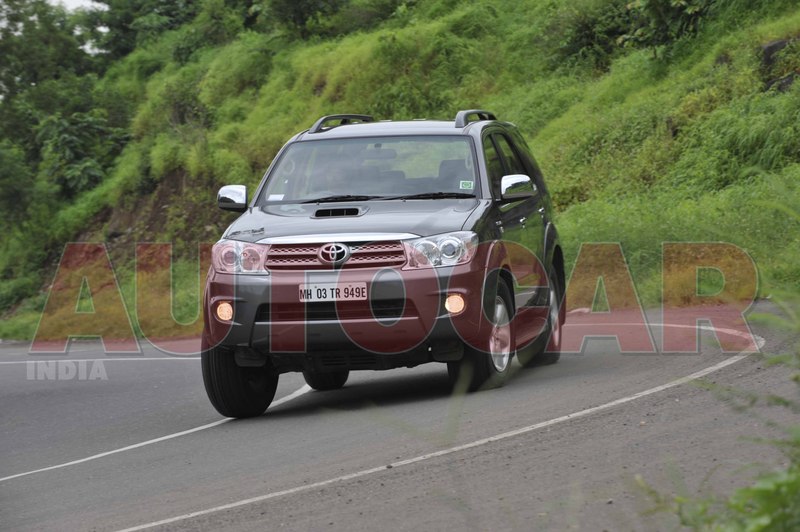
[454, 109, 497, 128]
[309, 114, 374, 134]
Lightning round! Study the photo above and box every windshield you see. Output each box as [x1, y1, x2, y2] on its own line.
[257, 136, 478, 203]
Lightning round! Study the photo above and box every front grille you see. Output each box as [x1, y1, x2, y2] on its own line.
[265, 242, 406, 270]
[255, 299, 414, 322]
[264, 245, 319, 269]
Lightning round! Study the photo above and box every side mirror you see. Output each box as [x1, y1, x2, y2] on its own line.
[217, 185, 247, 212]
[500, 174, 537, 201]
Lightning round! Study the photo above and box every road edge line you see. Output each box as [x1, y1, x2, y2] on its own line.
[116, 354, 750, 532]
[0, 385, 311, 484]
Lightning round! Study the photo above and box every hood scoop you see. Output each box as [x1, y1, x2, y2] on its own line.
[314, 207, 362, 218]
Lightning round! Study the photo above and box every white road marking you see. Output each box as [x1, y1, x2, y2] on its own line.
[0, 385, 311, 484]
[0, 357, 200, 366]
[267, 384, 312, 409]
[116, 353, 752, 532]
[1, 321, 765, 490]
[564, 320, 766, 350]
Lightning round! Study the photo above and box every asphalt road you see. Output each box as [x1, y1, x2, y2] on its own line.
[1, 303, 796, 531]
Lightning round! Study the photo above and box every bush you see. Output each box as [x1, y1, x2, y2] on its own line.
[132, 62, 210, 137]
[198, 32, 273, 107]
[545, 0, 632, 70]
[268, 0, 344, 38]
[307, 0, 407, 37]
[149, 133, 186, 179]
[624, 0, 715, 54]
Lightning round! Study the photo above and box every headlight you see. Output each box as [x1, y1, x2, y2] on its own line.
[405, 232, 478, 269]
[212, 239, 270, 274]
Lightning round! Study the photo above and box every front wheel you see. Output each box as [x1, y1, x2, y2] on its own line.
[448, 281, 514, 392]
[302, 370, 349, 391]
[202, 346, 279, 418]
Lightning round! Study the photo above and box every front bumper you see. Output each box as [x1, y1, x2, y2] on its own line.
[203, 263, 489, 372]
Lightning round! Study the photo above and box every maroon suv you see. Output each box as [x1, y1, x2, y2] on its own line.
[203, 110, 565, 418]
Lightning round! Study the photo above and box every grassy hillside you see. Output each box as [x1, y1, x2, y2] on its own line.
[1, 0, 800, 338]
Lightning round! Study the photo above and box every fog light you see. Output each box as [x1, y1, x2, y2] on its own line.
[216, 301, 233, 321]
[445, 294, 466, 315]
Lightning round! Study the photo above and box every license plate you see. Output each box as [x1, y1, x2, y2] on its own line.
[299, 282, 367, 302]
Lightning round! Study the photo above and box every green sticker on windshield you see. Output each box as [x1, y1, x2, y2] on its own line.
[459, 180, 474, 190]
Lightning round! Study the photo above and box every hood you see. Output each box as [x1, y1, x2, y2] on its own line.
[222, 199, 480, 243]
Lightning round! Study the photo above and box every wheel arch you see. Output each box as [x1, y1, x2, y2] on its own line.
[497, 266, 516, 314]
[544, 222, 566, 323]
[551, 245, 566, 324]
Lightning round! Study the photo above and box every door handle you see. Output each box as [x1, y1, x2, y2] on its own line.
[519, 217, 527, 225]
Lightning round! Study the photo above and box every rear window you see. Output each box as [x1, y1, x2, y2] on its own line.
[258, 136, 478, 203]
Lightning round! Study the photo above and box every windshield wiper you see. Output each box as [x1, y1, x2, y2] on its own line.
[301, 194, 383, 203]
[381, 192, 476, 200]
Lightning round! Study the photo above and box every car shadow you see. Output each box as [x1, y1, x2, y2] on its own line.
[260, 357, 559, 420]
[264, 369, 454, 418]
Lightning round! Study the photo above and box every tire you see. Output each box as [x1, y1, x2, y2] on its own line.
[202, 346, 279, 418]
[521, 266, 563, 367]
[448, 280, 514, 392]
[302, 370, 349, 391]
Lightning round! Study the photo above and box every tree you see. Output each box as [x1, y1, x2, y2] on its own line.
[0, 0, 92, 101]
[0, 141, 33, 225]
[35, 111, 127, 199]
[80, 0, 198, 62]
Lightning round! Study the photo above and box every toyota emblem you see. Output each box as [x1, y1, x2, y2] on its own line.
[318, 243, 350, 265]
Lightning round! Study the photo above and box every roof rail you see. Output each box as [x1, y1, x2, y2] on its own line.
[309, 114, 374, 134]
[454, 109, 497, 128]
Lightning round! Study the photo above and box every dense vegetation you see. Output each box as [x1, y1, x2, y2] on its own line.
[2, 0, 799, 334]
[1, 0, 799, 526]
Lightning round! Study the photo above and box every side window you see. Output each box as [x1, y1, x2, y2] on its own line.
[494, 134, 526, 176]
[482, 136, 505, 197]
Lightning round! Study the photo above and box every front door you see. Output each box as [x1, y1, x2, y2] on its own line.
[482, 132, 548, 346]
